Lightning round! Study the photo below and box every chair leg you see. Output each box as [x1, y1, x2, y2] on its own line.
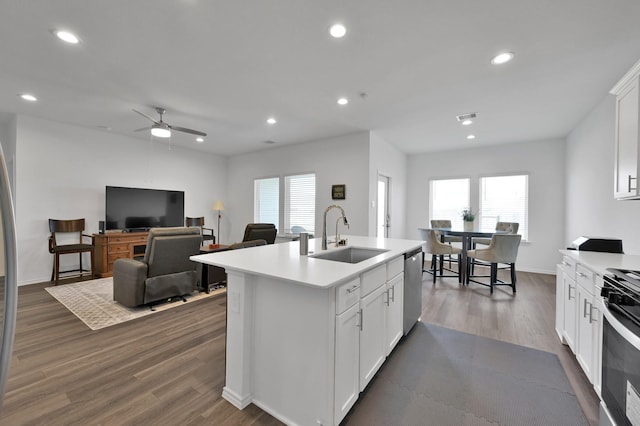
[457, 254, 462, 283]
[54, 254, 60, 286]
[490, 263, 497, 294]
[79, 253, 83, 280]
[511, 263, 517, 293]
[432, 255, 437, 284]
[91, 251, 95, 279]
[439, 255, 444, 276]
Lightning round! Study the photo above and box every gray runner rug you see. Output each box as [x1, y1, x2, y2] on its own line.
[344, 322, 588, 426]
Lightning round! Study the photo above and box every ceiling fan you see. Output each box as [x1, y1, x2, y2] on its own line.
[133, 107, 207, 138]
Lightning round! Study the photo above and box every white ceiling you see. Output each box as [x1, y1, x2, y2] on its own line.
[1, 0, 640, 157]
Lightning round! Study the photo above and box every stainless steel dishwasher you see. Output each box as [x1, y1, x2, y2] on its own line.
[403, 247, 423, 335]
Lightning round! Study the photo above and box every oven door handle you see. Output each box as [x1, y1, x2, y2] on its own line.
[602, 302, 640, 350]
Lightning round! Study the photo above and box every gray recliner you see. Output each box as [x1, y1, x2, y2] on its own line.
[113, 227, 202, 308]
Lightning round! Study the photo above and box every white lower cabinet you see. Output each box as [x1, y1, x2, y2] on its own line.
[563, 272, 578, 352]
[576, 282, 594, 378]
[385, 274, 404, 356]
[592, 292, 604, 398]
[359, 283, 387, 391]
[334, 302, 360, 425]
[333, 257, 405, 425]
[555, 252, 605, 399]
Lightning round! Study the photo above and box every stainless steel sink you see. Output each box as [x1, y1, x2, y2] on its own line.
[310, 247, 389, 264]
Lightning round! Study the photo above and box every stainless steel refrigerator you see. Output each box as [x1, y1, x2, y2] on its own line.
[0, 143, 18, 413]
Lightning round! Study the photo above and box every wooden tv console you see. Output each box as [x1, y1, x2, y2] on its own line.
[92, 231, 149, 278]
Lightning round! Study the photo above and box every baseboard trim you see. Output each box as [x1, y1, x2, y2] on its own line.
[222, 386, 252, 409]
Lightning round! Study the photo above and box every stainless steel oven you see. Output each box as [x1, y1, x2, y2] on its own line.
[600, 269, 640, 426]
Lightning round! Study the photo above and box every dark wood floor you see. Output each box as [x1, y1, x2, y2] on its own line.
[0, 270, 598, 425]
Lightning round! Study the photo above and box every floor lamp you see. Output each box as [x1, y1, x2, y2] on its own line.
[212, 200, 225, 244]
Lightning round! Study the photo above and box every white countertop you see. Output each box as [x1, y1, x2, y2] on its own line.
[191, 235, 423, 288]
[560, 249, 640, 276]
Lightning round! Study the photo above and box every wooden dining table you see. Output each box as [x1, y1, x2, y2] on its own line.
[419, 227, 507, 284]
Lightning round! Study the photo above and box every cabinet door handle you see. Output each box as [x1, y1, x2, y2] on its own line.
[561, 261, 569, 266]
[589, 304, 597, 324]
[583, 298, 589, 318]
[384, 289, 390, 306]
[358, 309, 363, 331]
[629, 175, 637, 192]
[568, 285, 574, 300]
[390, 285, 395, 302]
[346, 285, 360, 294]
[577, 272, 587, 278]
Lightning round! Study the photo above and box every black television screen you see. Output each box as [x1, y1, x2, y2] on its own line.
[105, 186, 184, 231]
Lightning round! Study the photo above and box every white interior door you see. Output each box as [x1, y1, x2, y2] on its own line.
[377, 175, 390, 238]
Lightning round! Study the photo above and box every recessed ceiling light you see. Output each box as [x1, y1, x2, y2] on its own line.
[55, 30, 80, 44]
[337, 97, 349, 106]
[329, 23, 347, 38]
[266, 117, 277, 125]
[196, 137, 204, 143]
[466, 134, 476, 140]
[263, 140, 276, 145]
[461, 119, 472, 126]
[19, 93, 37, 102]
[491, 52, 514, 65]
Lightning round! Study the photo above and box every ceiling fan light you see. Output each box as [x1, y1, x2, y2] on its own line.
[55, 30, 80, 44]
[151, 126, 171, 138]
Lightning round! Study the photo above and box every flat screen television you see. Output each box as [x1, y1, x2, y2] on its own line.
[105, 186, 184, 232]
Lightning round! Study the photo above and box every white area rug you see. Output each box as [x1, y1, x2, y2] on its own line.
[45, 278, 225, 331]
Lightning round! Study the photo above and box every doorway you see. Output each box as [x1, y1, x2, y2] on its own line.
[377, 174, 390, 238]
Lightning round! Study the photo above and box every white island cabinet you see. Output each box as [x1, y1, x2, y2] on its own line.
[191, 236, 423, 426]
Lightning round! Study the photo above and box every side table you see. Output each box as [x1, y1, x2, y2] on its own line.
[199, 244, 230, 293]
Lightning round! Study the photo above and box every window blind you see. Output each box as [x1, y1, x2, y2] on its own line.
[284, 173, 316, 234]
[479, 175, 528, 240]
[254, 177, 279, 225]
[430, 178, 470, 229]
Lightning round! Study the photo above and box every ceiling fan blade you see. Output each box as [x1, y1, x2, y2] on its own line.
[132, 109, 160, 125]
[134, 126, 152, 132]
[168, 125, 207, 137]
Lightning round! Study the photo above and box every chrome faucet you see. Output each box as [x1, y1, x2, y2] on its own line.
[322, 205, 349, 250]
[335, 215, 350, 247]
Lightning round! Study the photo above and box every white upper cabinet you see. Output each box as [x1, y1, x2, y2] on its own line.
[612, 59, 640, 199]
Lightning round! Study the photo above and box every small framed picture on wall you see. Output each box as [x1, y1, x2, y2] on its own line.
[332, 184, 346, 200]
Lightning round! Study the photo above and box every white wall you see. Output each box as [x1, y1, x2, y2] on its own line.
[369, 132, 407, 238]
[0, 113, 17, 277]
[565, 94, 640, 254]
[15, 115, 227, 285]
[226, 132, 371, 244]
[406, 139, 565, 274]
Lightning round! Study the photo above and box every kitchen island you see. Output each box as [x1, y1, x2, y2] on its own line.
[191, 236, 423, 426]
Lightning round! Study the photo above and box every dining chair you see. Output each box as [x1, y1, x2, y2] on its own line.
[419, 228, 462, 283]
[430, 219, 462, 267]
[466, 234, 521, 294]
[48, 218, 95, 285]
[185, 216, 216, 246]
[471, 222, 519, 274]
[473, 222, 519, 246]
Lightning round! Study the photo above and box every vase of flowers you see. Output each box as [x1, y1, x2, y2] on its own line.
[461, 208, 475, 231]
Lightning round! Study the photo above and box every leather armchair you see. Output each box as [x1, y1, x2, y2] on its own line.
[113, 227, 202, 308]
[242, 223, 277, 244]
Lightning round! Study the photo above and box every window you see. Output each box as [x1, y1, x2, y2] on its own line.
[254, 173, 316, 234]
[430, 178, 470, 229]
[284, 173, 316, 234]
[479, 175, 528, 240]
[254, 177, 279, 225]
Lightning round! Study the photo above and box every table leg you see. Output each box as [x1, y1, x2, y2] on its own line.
[461, 235, 470, 285]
